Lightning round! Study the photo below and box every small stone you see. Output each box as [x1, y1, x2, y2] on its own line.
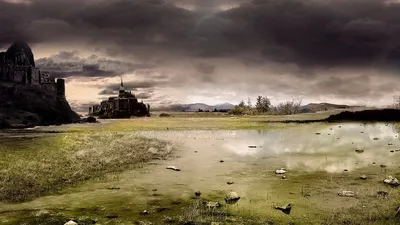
[380, 164, 387, 168]
[376, 191, 389, 198]
[315, 133, 321, 135]
[373, 137, 379, 140]
[227, 181, 234, 185]
[390, 150, 395, 153]
[225, 191, 240, 204]
[64, 221, 78, 225]
[194, 151, 198, 153]
[383, 176, 400, 187]
[373, 162, 376, 165]
[219, 160, 224, 163]
[275, 168, 286, 174]
[338, 190, 356, 197]
[166, 166, 181, 171]
[388, 143, 394, 146]
[140, 210, 149, 215]
[344, 169, 348, 172]
[274, 203, 292, 215]
[248, 145, 257, 148]
[195, 191, 201, 197]
[152, 189, 158, 192]
[107, 187, 120, 190]
[355, 149, 364, 153]
[360, 175, 367, 180]
[282, 175, 287, 180]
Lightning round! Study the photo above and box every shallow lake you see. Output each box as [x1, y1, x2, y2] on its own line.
[0, 122, 399, 224]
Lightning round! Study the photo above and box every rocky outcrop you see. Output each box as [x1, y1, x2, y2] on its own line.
[0, 83, 80, 128]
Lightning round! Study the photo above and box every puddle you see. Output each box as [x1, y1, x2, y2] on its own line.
[1, 122, 400, 223]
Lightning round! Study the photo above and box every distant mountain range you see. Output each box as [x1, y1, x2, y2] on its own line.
[153, 102, 362, 113]
[153, 103, 235, 112]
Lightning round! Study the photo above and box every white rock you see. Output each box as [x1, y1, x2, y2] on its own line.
[338, 190, 355, 197]
[64, 220, 78, 225]
[275, 168, 286, 174]
[166, 166, 181, 171]
[383, 176, 400, 186]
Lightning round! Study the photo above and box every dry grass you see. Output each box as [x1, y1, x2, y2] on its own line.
[0, 132, 174, 203]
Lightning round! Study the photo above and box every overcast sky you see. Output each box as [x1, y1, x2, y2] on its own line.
[2, 0, 400, 113]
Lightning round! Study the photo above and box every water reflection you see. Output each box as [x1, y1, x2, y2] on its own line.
[219, 123, 400, 173]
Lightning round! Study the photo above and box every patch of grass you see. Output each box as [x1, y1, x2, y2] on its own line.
[0, 132, 174, 203]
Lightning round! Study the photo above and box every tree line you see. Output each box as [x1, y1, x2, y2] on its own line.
[229, 96, 303, 115]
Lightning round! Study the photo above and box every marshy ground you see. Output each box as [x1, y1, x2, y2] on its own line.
[0, 114, 399, 224]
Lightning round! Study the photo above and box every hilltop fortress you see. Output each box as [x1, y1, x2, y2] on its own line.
[0, 41, 79, 128]
[0, 41, 65, 97]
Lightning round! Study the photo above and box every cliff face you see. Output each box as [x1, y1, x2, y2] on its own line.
[0, 84, 80, 128]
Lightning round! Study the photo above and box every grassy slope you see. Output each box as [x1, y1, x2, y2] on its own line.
[0, 132, 173, 203]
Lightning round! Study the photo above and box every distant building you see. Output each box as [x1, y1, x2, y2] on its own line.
[89, 77, 150, 118]
[0, 41, 65, 97]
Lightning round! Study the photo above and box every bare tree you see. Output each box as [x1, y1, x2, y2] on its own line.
[275, 99, 303, 115]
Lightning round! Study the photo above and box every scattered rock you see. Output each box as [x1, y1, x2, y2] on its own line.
[64, 221, 78, 225]
[85, 116, 97, 123]
[195, 191, 201, 197]
[376, 191, 389, 198]
[227, 181, 234, 185]
[338, 191, 356, 197]
[396, 149, 400, 152]
[155, 207, 168, 213]
[282, 175, 287, 180]
[107, 187, 120, 190]
[106, 215, 118, 219]
[274, 203, 292, 215]
[203, 201, 222, 209]
[360, 175, 367, 180]
[159, 113, 171, 117]
[355, 149, 364, 153]
[166, 166, 181, 171]
[225, 191, 241, 204]
[275, 168, 286, 174]
[140, 210, 149, 215]
[383, 176, 400, 187]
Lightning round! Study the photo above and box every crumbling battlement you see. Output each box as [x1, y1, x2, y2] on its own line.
[0, 41, 65, 98]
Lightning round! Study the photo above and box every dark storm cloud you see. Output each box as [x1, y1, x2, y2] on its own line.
[2, 0, 400, 69]
[195, 63, 215, 75]
[35, 51, 155, 78]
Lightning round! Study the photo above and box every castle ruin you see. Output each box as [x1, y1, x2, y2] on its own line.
[0, 41, 65, 97]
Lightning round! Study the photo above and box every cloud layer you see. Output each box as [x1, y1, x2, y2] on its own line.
[2, 0, 400, 111]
